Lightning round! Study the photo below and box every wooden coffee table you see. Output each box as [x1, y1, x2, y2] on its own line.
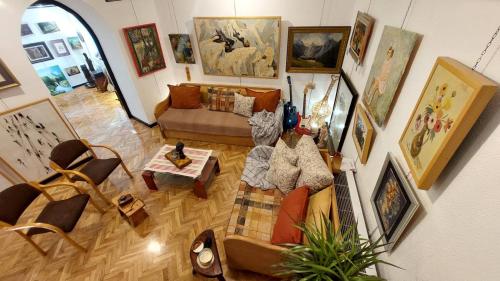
[142, 145, 220, 199]
[190, 229, 225, 281]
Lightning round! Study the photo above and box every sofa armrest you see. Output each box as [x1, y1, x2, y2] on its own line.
[223, 234, 286, 277]
[154, 96, 171, 120]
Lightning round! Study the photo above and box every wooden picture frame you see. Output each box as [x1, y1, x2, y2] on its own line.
[349, 12, 374, 65]
[352, 105, 374, 164]
[123, 23, 166, 77]
[48, 39, 71, 57]
[0, 59, 20, 91]
[371, 153, 419, 252]
[0, 99, 78, 182]
[327, 70, 358, 154]
[23, 42, 54, 64]
[286, 26, 351, 74]
[399, 57, 497, 189]
[194, 16, 281, 79]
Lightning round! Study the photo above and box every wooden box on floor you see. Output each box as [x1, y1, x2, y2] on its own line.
[112, 193, 148, 227]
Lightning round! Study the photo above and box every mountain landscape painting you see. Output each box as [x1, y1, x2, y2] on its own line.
[286, 26, 350, 74]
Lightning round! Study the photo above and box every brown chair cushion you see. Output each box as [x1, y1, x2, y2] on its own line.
[71, 158, 121, 185]
[0, 184, 41, 225]
[50, 140, 89, 169]
[28, 194, 90, 236]
[168, 85, 201, 109]
[246, 88, 281, 113]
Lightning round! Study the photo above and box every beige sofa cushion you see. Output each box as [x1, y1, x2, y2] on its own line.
[295, 135, 334, 192]
[265, 139, 300, 194]
[157, 105, 252, 137]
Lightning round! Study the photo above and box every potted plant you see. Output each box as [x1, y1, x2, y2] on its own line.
[277, 214, 397, 280]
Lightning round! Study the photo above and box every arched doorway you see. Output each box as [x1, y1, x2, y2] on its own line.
[21, 0, 132, 120]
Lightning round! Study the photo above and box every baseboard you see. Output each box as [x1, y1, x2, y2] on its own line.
[132, 116, 157, 128]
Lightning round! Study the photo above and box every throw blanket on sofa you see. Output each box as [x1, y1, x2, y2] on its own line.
[248, 101, 284, 146]
[241, 145, 275, 190]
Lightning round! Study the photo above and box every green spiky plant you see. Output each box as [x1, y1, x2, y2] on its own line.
[277, 214, 398, 281]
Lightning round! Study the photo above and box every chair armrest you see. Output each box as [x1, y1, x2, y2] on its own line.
[2, 222, 65, 235]
[30, 181, 90, 195]
[154, 96, 171, 120]
[88, 144, 123, 160]
[56, 169, 96, 186]
[223, 234, 286, 277]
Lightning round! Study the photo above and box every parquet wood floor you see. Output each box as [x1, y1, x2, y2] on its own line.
[0, 88, 277, 281]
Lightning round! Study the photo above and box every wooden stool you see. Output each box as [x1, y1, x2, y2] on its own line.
[112, 193, 148, 227]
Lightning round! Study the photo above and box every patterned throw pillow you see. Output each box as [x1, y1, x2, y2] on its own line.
[295, 135, 333, 192]
[266, 139, 301, 194]
[207, 87, 238, 112]
[233, 93, 255, 117]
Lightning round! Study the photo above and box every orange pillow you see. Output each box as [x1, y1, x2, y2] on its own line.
[271, 186, 310, 245]
[168, 85, 201, 109]
[246, 88, 281, 113]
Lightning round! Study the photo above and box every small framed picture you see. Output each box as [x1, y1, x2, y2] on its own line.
[48, 39, 71, 57]
[352, 105, 374, 164]
[371, 153, 419, 252]
[64, 66, 81, 76]
[37, 21, 60, 34]
[349, 12, 375, 65]
[23, 42, 54, 64]
[67, 36, 83, 50]
[0, 59, 20, 91]
[21, 23, 33, 36]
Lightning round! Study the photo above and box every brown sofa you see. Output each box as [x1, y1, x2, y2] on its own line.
[224, 150, 339, 277]
[154, 83, 280, 146]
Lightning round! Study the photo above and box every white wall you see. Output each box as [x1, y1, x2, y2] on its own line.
[339, 0, 500, 280]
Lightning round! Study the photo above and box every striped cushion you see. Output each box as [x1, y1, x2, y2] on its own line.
[207, 87, 239, 112]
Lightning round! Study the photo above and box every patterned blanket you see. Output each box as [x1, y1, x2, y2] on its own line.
[248, 101, 283, 146]
[241, 145, 275, 190]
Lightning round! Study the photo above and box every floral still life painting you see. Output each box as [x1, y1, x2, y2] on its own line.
[362, 26, 418, 127]
[399, 57, 497, 189]
[194, 17, 281, 78]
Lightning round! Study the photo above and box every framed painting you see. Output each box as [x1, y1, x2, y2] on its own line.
[21, 23, 33, 36]
[352, 105, 374, 164]
[123, 23, 166, 77]
[67, 36, 83, 50]
[362, 26, 419, 127]
[0, 99, 78, 182]
[48, 39, 71, 57]
[327, 70, 358, 154]
[65, 66, 81, 76]
[168, 34, 195, 64]
[194, 17, 281, 78]
[37, 21, 60, 34]
[23, 42, 54, 64]
[0, 59, 20, 91]
[37, 65, 73, 96]
[371, 153, 419, 252]
[286, 26, 350, 74]
[349, 12, 374, 65]
[399, 57, 497, 189]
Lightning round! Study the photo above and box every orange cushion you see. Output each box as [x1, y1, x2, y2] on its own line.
[271, 186, 310, 244]
[168, 85, 201, 109]
[246, 88, 281, 113]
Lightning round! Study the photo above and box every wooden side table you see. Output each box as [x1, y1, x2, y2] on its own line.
[112, 193, 148, 227]
[190, 229, 225, 281]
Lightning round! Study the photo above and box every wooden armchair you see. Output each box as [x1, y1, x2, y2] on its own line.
[0, 182, 105, 256]
[49, 139, 133, 205]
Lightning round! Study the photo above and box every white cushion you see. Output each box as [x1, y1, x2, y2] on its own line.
[295, 135, 333, 192]
[233, 93, 254, 117]
[265, 139, 300, 194]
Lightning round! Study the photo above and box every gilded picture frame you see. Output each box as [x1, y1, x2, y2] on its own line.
[0, 59, 20, 91]
[286, 26, 351, 74]
[352, 105, 374, 164]
[399, 57, 497, 189]
[349, 12, 375, 65]
[371, 153, 419, 252]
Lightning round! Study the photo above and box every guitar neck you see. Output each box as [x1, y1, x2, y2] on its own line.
[287, 76, 293, 104]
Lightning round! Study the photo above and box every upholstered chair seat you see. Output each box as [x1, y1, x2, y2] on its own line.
[71, 158, 122, 185]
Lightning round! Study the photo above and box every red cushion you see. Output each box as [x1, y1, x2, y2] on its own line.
[271, 186, 310, 244]
[168, 85, 201, 109]
[246, 88, 281, 113]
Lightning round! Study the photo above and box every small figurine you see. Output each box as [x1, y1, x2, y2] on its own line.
[176, 141, 186, 159]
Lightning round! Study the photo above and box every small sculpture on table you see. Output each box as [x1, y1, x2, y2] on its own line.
[166, 141, 192, 169]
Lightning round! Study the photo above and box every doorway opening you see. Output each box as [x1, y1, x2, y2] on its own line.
[21, 0, 133, 138]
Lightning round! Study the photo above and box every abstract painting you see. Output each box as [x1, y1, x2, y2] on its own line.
[67, 36, 83, 50]
[349, 12, 374, 65]
[194, 17, 281, 78]
[23, 42, 54, 64]
[37, 21, 60, 34]
[352, 105, 374, 164]
[48, 39, 71, 57]
[399, 57, 497, 189]
[123, 23, 166, 76]
[371, 153, 419, 252]
[168, 34, 195, 64]
[0, 99, 77, 182]
[328, 71, 358, 153]
[36, 65, 73, 96]
[21, 23, 33, 36]
[286, 26, 350, 74]
[0, 59, 20, 91]
[362, 26, 418, 127]
[65, 66, 81, 76]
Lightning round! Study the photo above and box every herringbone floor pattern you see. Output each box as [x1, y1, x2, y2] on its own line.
[0, 88, 276, 281]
